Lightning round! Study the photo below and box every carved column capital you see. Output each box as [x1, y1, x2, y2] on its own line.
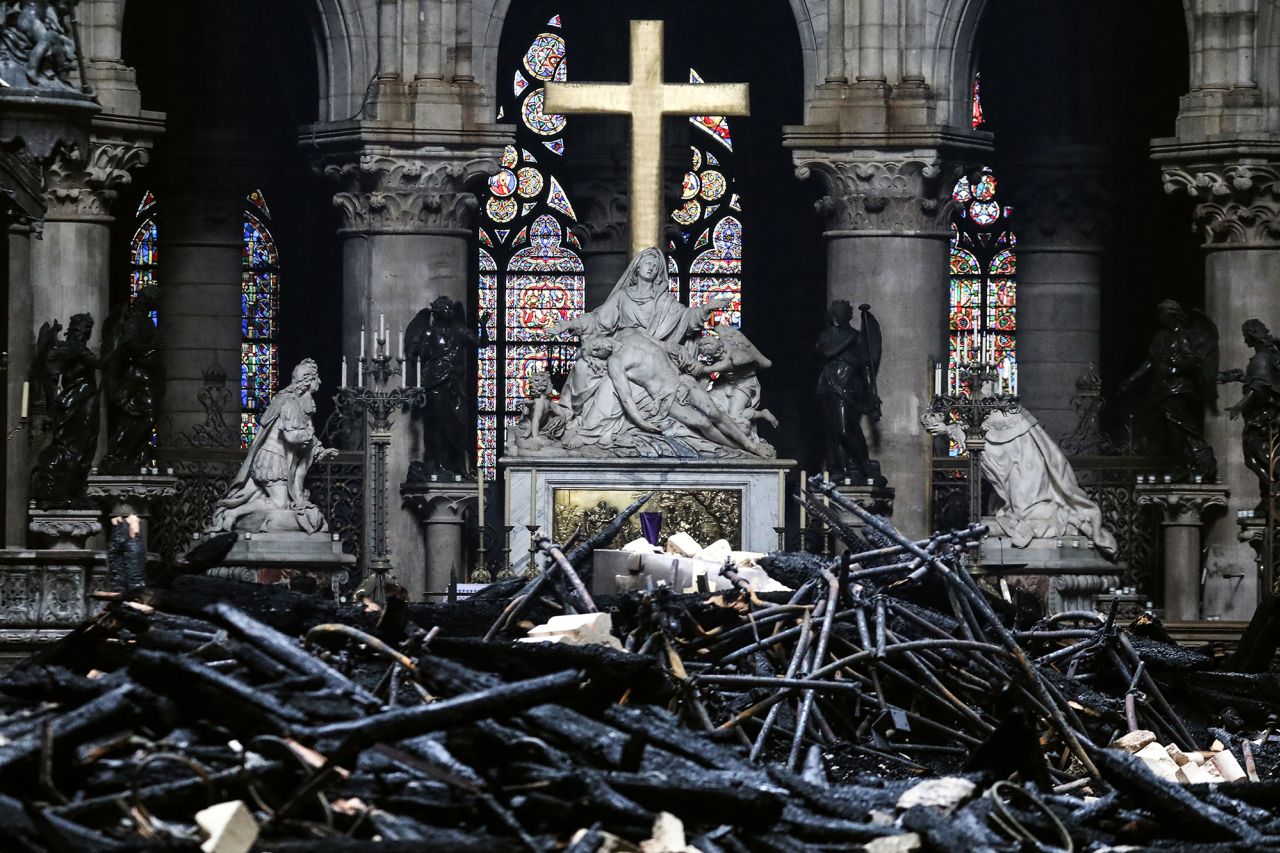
[1160, 162, 1280, 245]
[321, 153, 498, 234]
[1134, 482, 1229, 526]
[43, 137, 151, 222]
[794, 156, 961, 234]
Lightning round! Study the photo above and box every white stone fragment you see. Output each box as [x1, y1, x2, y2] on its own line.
[1210, 750, 1246, 782]
[729, 550, 765, 568]
[519, 612, 624, 650]
[665, 532, 702, 557]
[623, 537, 661, 554]
[1165, 744, 1190, 766]
[864, 833, 923, 853]
[696, 538, 733, 565]
[1176, 761, 1219, 785]
[196, 801, 258, 853]
[1109, 730, 1156, 753]
[639, 812, 701, 853]
[1134, 742, 1181, 782]
[895, 776, 976, 813]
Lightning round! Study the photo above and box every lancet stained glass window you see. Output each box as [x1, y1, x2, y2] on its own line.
[476, 14, 583, 479]
[667, 70, 743, 329]
[240, 192, 281, 448]
[129, 190, 158, 323]
[948, 166, 1017, 396]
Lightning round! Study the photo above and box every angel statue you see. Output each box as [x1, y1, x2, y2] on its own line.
[1119, 299, 1218, 482]
[694, 326, 777, 437]
[406, 296, 487, 479]
[1219, 319, 1280, 511]
[98, 286, 163, 475]
[30, 313, 99, 507]
[208, 358, 337, 534]
[816, 300, 885, 486]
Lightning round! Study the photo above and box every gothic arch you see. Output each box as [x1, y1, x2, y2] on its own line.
[931, 0, 993, 129]
[474, 0, 820, 111]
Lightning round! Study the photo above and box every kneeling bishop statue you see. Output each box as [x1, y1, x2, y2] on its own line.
[208, 358, 337, 534]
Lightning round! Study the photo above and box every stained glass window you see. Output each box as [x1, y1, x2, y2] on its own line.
[240, 194, 281, 448]
[948, 167, 1017, 396]
[971, 73, 985, 129]
[128, 190, 159, 325]
[667, 70, 744, 330]
[476, 15, 583, 480]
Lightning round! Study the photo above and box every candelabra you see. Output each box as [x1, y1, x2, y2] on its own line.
[335, 318, 425, 602]
[929, 362, 1021, 526]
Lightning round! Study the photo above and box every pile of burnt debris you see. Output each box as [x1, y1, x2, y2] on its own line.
[3, 486, 1280, 852]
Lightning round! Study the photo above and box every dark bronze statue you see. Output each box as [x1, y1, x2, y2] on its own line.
[816, 299, 885, 487]
[1119, 299, 1218, 482]
[30, 312, 99, 506]
[99, 287, 163, 474]
[406, 296, 487, 479]
[1219, 319, 1280, 510]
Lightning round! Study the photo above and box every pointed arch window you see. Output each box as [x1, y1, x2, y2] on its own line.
[948, 167, 1017, 395]
[477, 14, 583, 479]
[240, 189, 281, 448]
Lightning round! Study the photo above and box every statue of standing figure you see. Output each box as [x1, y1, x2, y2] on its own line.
[406, 296, 486, 479]
[1119, 299, 1219, 482]
[0, 0, 79, 87]
[816, 300, 885, 487]
[1219, 319, 1280, 511]
[208, 358, 337, 533]
[99, 286, 163, 474]
[30, 313, 99, 506]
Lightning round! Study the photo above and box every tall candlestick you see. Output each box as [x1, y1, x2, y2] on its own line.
[529, 468, 537, 529]
[20, 381, 28, 419]
[341, 356, 348, 388]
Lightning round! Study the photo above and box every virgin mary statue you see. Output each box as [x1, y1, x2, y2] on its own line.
[550, 247, 727, 345]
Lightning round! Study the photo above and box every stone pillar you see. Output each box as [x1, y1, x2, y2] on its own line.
[322, 152, 496, 599]
[32, 139, 151, 350]
[6, 224, 33, 546]
[1002, 147, 1112, 442]
[401, 481, 476, 598]
[1158, 160, 1280, 592]
[154, 157, 245, 444]
[793, 155, 959, 538]
[1134, 481, 1228, 621]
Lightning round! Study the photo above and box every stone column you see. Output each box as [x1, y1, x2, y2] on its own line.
[155, 154, 244, 444]
[32, 139, 151, 349]
[1134, 481, 1228, 621]
[1158, 160, 1280, 586]
[401, 481, 476, 598]
[793, 155, 959, 538]
[322, 152, 495, 599]
[1001, 147, 1112, 442]
[7, 224, 33, 546]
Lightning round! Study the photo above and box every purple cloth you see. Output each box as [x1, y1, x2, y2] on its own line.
[639, 512, 662, 546]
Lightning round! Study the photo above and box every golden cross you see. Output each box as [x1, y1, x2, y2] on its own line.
[544, 20, 750, 257]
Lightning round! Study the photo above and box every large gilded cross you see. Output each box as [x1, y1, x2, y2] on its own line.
[544, 20, 750, 257]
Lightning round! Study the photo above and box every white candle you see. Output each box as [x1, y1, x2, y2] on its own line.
[504, 468, 511, 526]
[822, 469, 830, 508]
[798, 469, 807, 530]
[20, 381, 28, 419]
[933, 362, 942, 396]
[380, 313, 386, 340]
[477, 474, 485, 530]
[398, 327, 404, 360]
[416, 358, 422, 388]
[360, 325, 366, 358]
[357, 357, 364, 388]
[777, 470, 785, 524]
[341, 356, 348, 388]
[529, 468, 537, 528]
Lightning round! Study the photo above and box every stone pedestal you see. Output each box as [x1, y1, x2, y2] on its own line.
[504, 458, 794, 568]
[1235, 513, 1274, 605]
[28, 508, 103, 550]
[829, 481, 895, 550]
[205, 532, 355, 602]
[85, 472, 178, 551]
[978, 527, 1123, 615]
[0, 548, 108, 672]
[401, 480, 477, 601]
[1135, 481, 1228, 621]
